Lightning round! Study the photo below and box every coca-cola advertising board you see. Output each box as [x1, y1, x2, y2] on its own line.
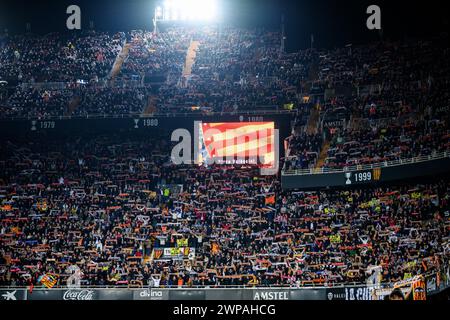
[63, 289, 97, 300]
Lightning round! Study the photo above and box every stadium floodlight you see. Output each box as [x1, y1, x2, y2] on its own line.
[155, 6, 163, 18]
[164, 0, 173, 8]
[155, 0, 218, 22]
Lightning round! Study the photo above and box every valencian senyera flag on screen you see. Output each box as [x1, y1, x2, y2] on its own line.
[197, 122, 275, 167]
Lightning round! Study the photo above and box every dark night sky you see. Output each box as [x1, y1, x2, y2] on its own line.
[0, 0, 448, 50]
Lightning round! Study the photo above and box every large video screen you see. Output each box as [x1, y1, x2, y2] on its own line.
[197, 122, 275, 166]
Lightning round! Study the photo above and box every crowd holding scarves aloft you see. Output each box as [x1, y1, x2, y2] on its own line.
[0, 132, 448, 287]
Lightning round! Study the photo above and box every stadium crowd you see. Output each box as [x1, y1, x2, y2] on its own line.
[3, 87, 74, 119]
[0, 132, 448, 288]
[120, 28, 191, 80]
[0, 31, 123, 83]
[1, 26, 312, 117]
[322, 116, 449, 169]
[286, 35, 450, 170]
[0, 27, 449, 289]
[284, 131, 323, 170]
[3, 28, 447, 172]
[0, 85, 151, 118]
[73, 86, 151, 117]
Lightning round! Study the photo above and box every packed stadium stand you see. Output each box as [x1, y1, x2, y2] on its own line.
[0, 132, 448, 288]
[0, 26, 312, 117]
[285, 36, 450, 172]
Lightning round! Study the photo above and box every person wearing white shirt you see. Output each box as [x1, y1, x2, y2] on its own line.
[151, 275, 161, 287]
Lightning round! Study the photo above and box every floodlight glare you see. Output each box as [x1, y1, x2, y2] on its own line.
[164, 0, 173, 9]
[156, 0, 218, 22]
[156, 6, 163, 17]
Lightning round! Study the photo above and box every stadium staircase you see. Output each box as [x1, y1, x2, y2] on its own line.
[143, 238, 155, 264]
[65, 95, 81, 116]
[109, 42, 131, 82]
[348, 117, 365, 130]
[304, 56, 319, 93]
[305, 105, 320, 134]
[304, 55, 321, 134]
[314, 140, 330, 171]
[142, 95, 158, 115]
[182, 40, 200, 77]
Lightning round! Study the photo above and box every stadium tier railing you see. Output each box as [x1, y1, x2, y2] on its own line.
[0, 108, 297, 121]
[0, 282, 369, 289]
[0, 268, 446, 290]
[282, 151, 450, 176]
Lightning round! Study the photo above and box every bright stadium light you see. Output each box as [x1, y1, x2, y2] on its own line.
[155, 6, 163, 18]
[155, 0, 218, 22]
[164, 0, 173, 8]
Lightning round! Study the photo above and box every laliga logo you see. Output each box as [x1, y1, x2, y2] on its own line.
[63, 289, 95, 300]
